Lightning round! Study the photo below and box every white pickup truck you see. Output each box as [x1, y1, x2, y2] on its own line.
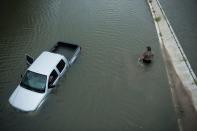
[9, 42, 81, 112]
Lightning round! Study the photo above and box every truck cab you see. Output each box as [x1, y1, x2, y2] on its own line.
[9, 52, 69, 111]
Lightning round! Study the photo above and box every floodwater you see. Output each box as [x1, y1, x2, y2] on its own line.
[0, 0, 178, 131]
[160, 0, 197, 75]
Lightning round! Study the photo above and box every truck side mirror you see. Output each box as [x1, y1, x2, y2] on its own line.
[25, 54, 34, 66]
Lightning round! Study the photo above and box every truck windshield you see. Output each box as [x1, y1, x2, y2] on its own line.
[20, 70, 47, 93]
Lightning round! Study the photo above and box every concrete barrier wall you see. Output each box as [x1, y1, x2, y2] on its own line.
[146, 0, 197, 112]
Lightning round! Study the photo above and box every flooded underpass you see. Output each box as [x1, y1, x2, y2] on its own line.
[0, 0, 179, 131]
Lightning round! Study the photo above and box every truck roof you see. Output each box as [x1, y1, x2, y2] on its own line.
[28, 51, 64, 75]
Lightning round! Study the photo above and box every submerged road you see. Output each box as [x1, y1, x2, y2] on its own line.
[0, 0, 178, 131]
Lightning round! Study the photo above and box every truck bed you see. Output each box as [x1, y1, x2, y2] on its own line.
[50, 42, 81, 65]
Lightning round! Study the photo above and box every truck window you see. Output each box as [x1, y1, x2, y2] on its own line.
[48, 70, 58, 86]
[56, 60, 65, 73]
[20, 71, 47, 93]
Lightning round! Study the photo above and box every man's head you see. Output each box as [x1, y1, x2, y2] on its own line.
[146, 46, 151, 51]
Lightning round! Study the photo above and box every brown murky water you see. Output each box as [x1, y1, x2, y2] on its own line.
[0, 0, 178, 131]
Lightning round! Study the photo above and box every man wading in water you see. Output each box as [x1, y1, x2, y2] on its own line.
[139, 46, 154, 64]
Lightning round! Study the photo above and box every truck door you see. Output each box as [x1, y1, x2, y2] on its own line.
[48, 69, 59, 89]
[56, 59, 67, 77]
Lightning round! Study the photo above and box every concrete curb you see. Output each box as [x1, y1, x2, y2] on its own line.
[147, 0, 197, 112]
